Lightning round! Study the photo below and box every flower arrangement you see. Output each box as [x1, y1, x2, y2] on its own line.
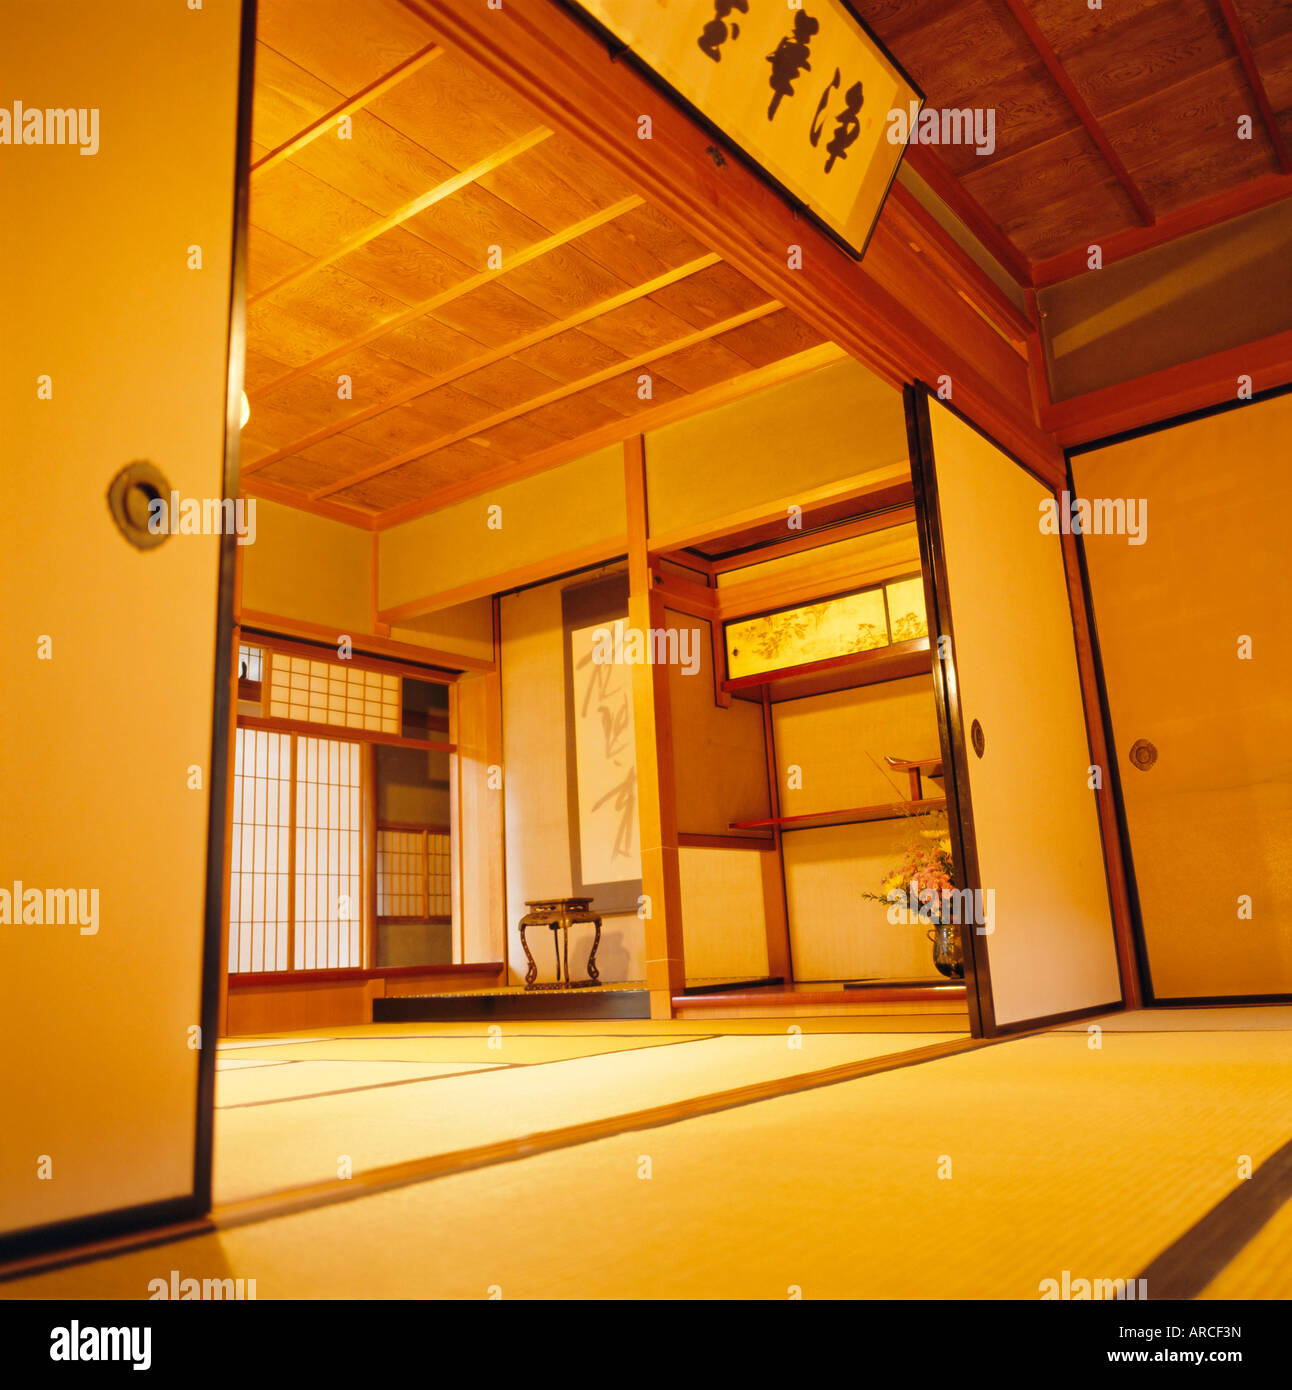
[861, 811, 956, 925]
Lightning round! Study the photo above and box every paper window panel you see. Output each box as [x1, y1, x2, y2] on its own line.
[293, 736, 362, 970]
[228, 727, 291, 974]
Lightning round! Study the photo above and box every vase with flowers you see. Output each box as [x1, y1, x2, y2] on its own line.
[861, 811, 964, 979]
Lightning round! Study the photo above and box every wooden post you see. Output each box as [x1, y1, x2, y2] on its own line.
[454, 629, 506, 968]
[759, 689, 793, 981]
[624, 436, 686, 1018]
[217, 622, 241, 1035]
[362, 742, 378, 968]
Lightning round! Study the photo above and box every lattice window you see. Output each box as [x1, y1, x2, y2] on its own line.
[228, 727, 291, 973]
[237, 643, 264, 682]
[267, 654, 399, 734]
[376, 826, 451, 922]
[293, 736, 362, 970]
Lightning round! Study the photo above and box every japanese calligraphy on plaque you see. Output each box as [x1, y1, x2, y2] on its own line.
[566, 0, 922, 258]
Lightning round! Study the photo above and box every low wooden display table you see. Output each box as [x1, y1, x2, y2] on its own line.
[518, 897, 602, 990]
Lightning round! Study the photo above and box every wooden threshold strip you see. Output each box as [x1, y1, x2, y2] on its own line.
[313, 300, 782, 499]
[246, 194, 644, 408]
[1138, 1130, 1292, 1298]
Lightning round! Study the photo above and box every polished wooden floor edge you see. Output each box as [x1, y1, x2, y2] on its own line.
[1137, 1131, 1292, 1299]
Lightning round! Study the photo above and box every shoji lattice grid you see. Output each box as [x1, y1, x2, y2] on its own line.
[237, 643, 264, 682]
[268, 655, 399, 734]
[427, 831, 450, 917]
[228, 727, 291, 973]
[376, 828, 451, 920]
[293, 736, 362, 970]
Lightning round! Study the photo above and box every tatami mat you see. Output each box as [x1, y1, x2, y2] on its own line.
[217, 1033, 705, 1066]
[1061, 1006, 1292, 1032]
[216, 1059, 500, 1109]
[9, 1024, 1292, 1299]
[212, 1030, 964, 1203]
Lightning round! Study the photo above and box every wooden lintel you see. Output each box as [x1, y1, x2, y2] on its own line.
[647, 461, 911, 557]
[236, 607, 495, 673]
[1045, 328, 1292, 446]
[377, 535, 629, 624]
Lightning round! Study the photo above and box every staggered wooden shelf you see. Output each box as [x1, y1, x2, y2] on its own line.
[731, 796, 947, 834]
[724, 638, 931, 703]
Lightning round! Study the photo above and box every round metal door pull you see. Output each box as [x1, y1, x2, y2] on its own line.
[107, 461, 170, 550]
[970, 719, 985, 758]
[1129, 738, 1158, 771]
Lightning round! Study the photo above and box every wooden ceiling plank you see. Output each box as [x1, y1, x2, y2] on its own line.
[994, 0, 1155, 225]
[1215, 0, 1292, 173]
[252, 43, 444, 176]
[366, 342, 849, 530]
[245, 252, 719, 473]
[310, 300, 783, 498]
[251, 126, 555, 305]
[250, 194, 643, 401]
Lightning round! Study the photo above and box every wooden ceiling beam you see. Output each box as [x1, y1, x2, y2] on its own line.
[240, 474, 381, 529]
[252, 42, 444, 176]
[1031, 172, 1292, 287]
[900, 147, 1032, 287]
[1215, 0, 1292, 175]
[883, 181, 1031, 345]
[244, 252, 720, 473]
[246, 193, 643, 407]
[250, 125, 554, 305]
[312, 299, 782, 498]
[398, 0, 1058, 484]
[995, 0, 1154, 226]
[372, 341, 849, 530]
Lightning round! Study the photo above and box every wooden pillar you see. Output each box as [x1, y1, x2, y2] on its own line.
[624, 437, 686, 1018]
[362, 742, 378, 968]
[759, 690, 793, 981]
[454, 606, 506, 968]
[217, 621, 241, 1037]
